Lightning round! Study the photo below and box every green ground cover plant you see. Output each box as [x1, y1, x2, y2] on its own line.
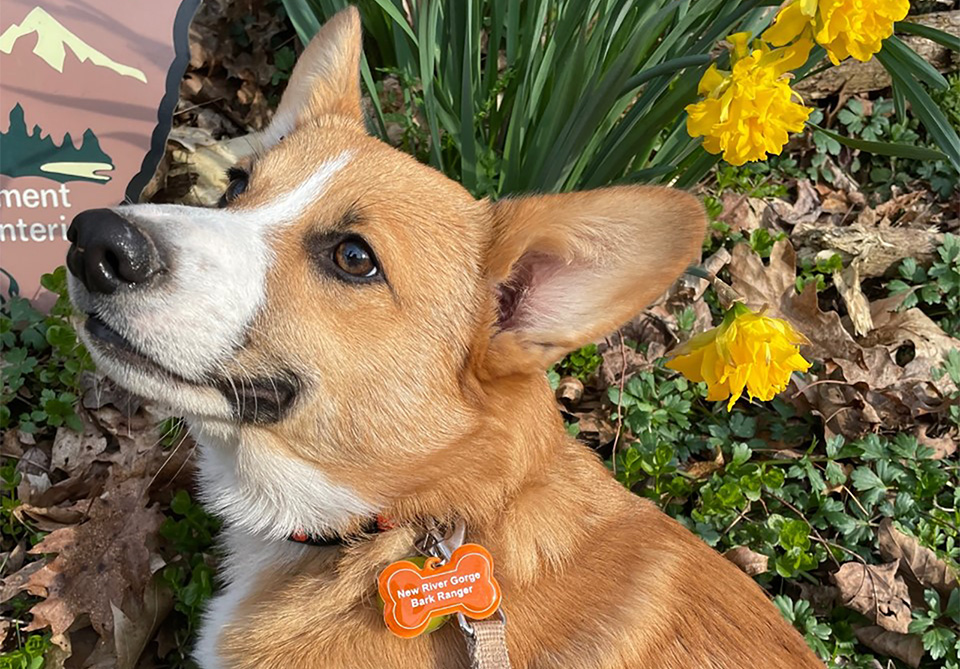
[890, 234, 960, 338]
[0, 268, 92, 435]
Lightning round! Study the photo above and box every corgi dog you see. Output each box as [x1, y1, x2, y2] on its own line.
[66, 7, 822, 669]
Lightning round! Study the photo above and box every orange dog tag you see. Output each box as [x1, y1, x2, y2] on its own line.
[378, 543, 502, 638]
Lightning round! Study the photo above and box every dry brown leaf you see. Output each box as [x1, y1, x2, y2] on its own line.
[916, 425, 958, 460]
[723, 546, 769, 576]
[15, 446, 52, 506]
[798, 583, 839, 615]
[1, 427, 25, 459]
[32, 474, 104, 509]
[556, 377, 585, 407]
[874, 190, 928, 221]
[833, 561, 913, 633]
[80, 373, 141, 413]
[22, 479, 163, 638]
[675, 247, 732, 303]
[90, 404, 193, 486]
[13, 503, 85, 532]
[51, 417, 108, 477]
[855, 626, 925, 668]
[730, 240, 959, 438]
[19, 559, 73, 636]
[42, 635, 72, 667]
[0, 559, 45, 604]
[767, 448, 807, 460]
[685, 448, 725, 479]
[878, 519, 959, 602]
[1, 541, 27, 576]
[16, 473, 51, 507]
[573, 409, 617, 445]
[599, 332, 655, 387]
[718, 194, 767, 233]
[860, 295, 959, 397]
[765, 180, 822, 227]
[112, 579, 175, 669]
[822, 162, 865, 203]
[821, 190, 851, 214]
[788, 375, 873, 439]
[833, 262, 873, 337]
[91, 405, 154, 441]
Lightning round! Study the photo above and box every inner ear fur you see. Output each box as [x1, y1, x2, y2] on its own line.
[483, 185, 706, 377]
[258, 7, 363, 149]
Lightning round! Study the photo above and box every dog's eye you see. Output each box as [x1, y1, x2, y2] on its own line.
[218, 168, 249, 207]
[333, 238, 378, 279]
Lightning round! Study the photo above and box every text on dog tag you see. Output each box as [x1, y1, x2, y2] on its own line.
[378, 543, 502, 638]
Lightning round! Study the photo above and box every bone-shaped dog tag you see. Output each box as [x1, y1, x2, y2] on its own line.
[378, 543, 502, 639]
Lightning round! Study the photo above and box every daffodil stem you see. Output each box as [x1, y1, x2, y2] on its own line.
[682, 266, 743, 309]
[713, 279, 743, 310]
[683, 265, 712, 280]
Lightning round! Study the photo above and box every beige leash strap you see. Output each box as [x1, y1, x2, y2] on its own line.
[465, 617, 512, 669]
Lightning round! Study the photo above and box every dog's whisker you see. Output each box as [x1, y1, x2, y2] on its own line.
[215, 360, 243, 420]
[147, 428, 191, 490]
[267, 374, 282, 419]
[162, 440, 198, 492]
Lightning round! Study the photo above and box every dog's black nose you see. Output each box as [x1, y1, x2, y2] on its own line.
[66, 209, 160, 295]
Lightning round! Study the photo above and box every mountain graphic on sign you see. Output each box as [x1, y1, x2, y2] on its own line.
[0, 7, 147, 82]
[0, 103, 114, 183]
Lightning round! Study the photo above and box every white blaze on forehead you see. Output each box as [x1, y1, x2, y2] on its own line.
[250, 150, 353, 227]
[75, 152, 352, 383]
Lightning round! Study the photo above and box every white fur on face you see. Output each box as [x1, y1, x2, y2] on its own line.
[192, 424, 377, 540]
[80, 340, 235, 420]
[68, 152, 352, 413]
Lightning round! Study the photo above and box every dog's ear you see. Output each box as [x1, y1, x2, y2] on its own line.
[482, 186, 706, 377]
[260, 7, 362, 147]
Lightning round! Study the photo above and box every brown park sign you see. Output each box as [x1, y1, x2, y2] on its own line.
[0, 0, 199, 300]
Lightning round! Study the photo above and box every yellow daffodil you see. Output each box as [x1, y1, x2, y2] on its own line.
[765, 0, 910, 65]
[666, 303, 812, 411]
[685, 33, 813, 166]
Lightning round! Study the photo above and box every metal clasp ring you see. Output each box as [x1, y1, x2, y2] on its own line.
[415, 518, 466, 563]
[456, 607, 507, 639]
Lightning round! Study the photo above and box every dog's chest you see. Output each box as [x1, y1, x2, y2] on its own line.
[193, 531, 313, 669]
[189, 435, 381, 667]
[192, 529, 470, 669]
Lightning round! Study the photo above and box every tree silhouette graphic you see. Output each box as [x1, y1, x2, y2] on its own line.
[0, 103, 114, 183]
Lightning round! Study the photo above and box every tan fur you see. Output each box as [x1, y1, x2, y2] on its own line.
[157, 8, 824, 668]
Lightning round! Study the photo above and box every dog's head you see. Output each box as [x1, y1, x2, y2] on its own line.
[67, 8, 705, 533]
